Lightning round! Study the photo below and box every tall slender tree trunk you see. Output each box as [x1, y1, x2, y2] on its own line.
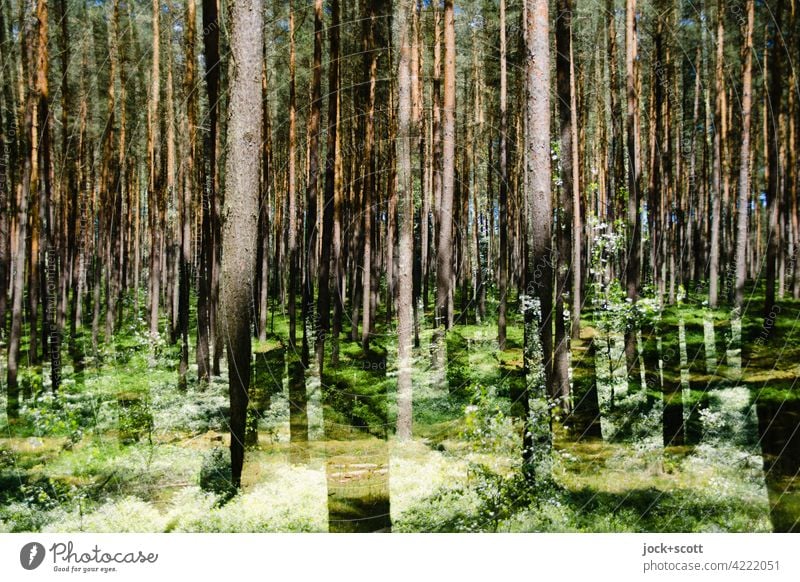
[764, 0, 785, 323]
[147, 0, 161, 338]
[304, 0, 322, 364]
[436, 0, 455, 330]
[709, 0, 725, 307]
[197, 0, 220, 383]
[735, 0, 754, 309]
[35, 0, 58, 390]
[624, 0, 642, 374]
[179, 0, 197, 389]
[396, 0, 414, 440]
[361, 0, 377, 350]
[287, 0, 298, 350]
[497, 0, 509, 350]
[222, 0, 263, 488]
[523, 0, 553, 472]
[554, 0, 575, 408]
[318, 0, 340, 373]
[6, 102, 32, 419]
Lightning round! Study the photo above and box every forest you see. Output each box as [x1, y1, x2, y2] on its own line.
[0, 0, 799, 533]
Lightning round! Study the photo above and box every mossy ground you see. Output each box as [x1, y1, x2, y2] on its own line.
[0, 290, 797, 532]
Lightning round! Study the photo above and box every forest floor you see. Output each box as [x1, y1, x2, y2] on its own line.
[0, 291, 797, 532]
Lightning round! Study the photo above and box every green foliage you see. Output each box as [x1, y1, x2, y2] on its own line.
[24, 392, 94, 444]
[199, 448, 236, 504]
[117, 394, 154, 445]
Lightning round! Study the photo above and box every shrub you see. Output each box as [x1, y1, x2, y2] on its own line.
[199, 448, 236, 503]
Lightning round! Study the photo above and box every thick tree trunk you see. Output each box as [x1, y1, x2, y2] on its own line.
[523, 0, 553, 474]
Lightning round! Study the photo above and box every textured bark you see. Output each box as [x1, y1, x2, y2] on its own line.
[6, 102, 32, 419]
[0, 0, 12, 331]
[435, 0, 455, 330]
[287, 0, 298, 350]
[360, 0, 377, 349]
[179, 0, 197, 390]
[222, 0, 263, 487]
[147, 0, 161, 337]
[523, 0, 553, 472]
[735, 0, 754, 309]
[708, 0, 725, 307]
[606, 0, 624, 224]
[554, 0, 575, 408]
[764, 0, 785, 323]
[624, 0, 642, 376]
[197, 0, 220, 383]
[303, 0, 322, 365]
[318, 0, 340, 373]
[497, 0, 509, 350]
[35, 0, 59, 391]
[395, 0, 414, 440]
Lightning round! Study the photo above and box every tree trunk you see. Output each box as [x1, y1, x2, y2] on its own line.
[497, 0, 509, 351]
[287, 0, 298, 350]
[197, 0, 219, 383]
[179, 0, 197, 390]
[523, 0, 553, 474]
[436, 0, 455, 330]
[6, 101, 32, 419]
[554, 0, 575, 409]
[147, 0, 161, 338]
[360, 0, 377, 350]
[318, 0, 340, 373]
[303, 0, 322, 365]
[708, 0, 725, 307]
[764, 0, 785, 324]
[396, 0, 414, 440]
[624, 0, 642, 376]
[735, 0, 754, 309]
[222, 0, 263, 488]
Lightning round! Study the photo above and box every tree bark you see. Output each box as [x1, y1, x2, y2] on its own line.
[735, 0, 754, 309]
[497, 0, 509, 351]
[624, 0, 642, 376]
[179, 0, 197, 390]
[396, 0, 414, 440]
[764, 0, 785, 323]
[436, 0, 455, 330]
[523, 0, 553, 473]
[222, 0, 263, 487]
[318, 0, 340, 373]
[303, 0, 322, 365]
[197, 0, 219, 383]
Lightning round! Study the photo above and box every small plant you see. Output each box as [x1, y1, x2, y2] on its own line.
[24, 392, 89, 444]
[117, 394, 154, 445]
[199, 448, 236, 504]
